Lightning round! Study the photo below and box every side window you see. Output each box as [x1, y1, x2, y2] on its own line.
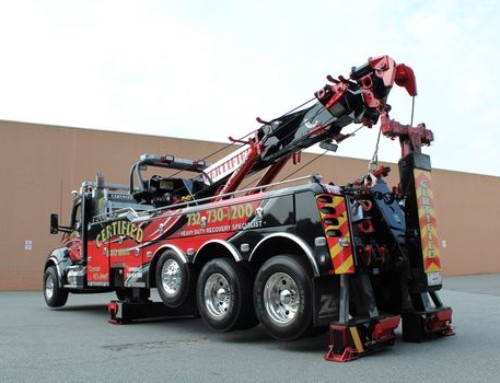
[71, 203, 82, 232]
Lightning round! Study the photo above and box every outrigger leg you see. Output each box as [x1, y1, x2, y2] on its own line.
[324, 274, 400, 362]
[107, 289, 197, 324]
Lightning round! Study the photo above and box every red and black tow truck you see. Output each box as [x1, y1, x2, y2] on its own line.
[44, 55, 454, 361]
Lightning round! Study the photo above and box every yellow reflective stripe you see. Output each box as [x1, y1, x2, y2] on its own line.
[420, 225, 439, 239]
[333, 196, 344, 207]
[336, 257, 354, 274]
[349, 327, 364, 352]
[418, 206, 436, 217]
[426, 263, 441, 272]
[336, 214, 347, 227]
[330, 242, 343, 258]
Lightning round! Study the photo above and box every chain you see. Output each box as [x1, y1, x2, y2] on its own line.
[368, 124, 383, 173]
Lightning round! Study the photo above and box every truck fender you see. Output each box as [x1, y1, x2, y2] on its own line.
[44, 248, 72, 288]
[193, 240, 242, 265]
[153, 244, 188, 264]
[249, 233, 320, 277]
[148, 244, 188, 288]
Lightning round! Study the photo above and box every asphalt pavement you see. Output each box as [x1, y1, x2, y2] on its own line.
[1, 274, 499, 382]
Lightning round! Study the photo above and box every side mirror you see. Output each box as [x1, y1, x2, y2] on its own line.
[50, 214, 59, 234]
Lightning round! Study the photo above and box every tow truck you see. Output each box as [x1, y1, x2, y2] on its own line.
[44, 55, 454, 361]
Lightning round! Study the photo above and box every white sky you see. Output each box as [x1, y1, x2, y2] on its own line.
[1, 0, 499, 176]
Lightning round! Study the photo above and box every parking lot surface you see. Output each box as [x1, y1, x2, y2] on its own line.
[1, 274, 499, 382]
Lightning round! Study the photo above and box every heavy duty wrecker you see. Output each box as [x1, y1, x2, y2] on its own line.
[44, 55, 454, 361]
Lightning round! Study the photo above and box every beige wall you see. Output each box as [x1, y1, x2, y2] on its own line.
[1, 120, 499, 290]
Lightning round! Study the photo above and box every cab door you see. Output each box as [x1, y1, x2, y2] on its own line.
[87, 222, 111, 286]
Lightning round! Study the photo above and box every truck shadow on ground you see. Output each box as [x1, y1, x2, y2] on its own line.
[56, 304, 109, 314]
[170, 319, 329, 353]
[55, 301, 331, 354]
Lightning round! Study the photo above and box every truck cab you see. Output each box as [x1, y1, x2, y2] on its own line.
[43, 178, 152, 307]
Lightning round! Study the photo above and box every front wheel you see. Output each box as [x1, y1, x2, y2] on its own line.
[43, 266, 69, 307]
[254, 256, 313, 340]
[156, 251, 192, 308]
[197, 258, 257, 332]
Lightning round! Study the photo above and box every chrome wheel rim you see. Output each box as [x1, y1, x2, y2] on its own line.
[204, 273, 232, 319]
[45, 275, 55, 300]
[263, 272, 299, 325]
[161, 259, 182, 297]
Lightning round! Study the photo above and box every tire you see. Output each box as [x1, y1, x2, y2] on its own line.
[43, 266, 69, 308]
[254, 255, 313, 340]
[197, 258, 257, 332]
[156, 251, 192, 308]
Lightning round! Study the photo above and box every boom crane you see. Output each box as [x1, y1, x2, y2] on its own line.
[199, 55, 417, 198]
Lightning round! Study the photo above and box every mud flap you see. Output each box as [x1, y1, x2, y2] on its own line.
[313, 276, 340, 327]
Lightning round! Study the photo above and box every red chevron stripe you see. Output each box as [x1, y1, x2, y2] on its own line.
[424, 257, 442, 271]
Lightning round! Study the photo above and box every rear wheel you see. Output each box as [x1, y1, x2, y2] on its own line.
[254, 255, 313, 340]
[43, 266, 69, 307]
[156, 251, 192, 308]
[197, 258, 257, 331]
